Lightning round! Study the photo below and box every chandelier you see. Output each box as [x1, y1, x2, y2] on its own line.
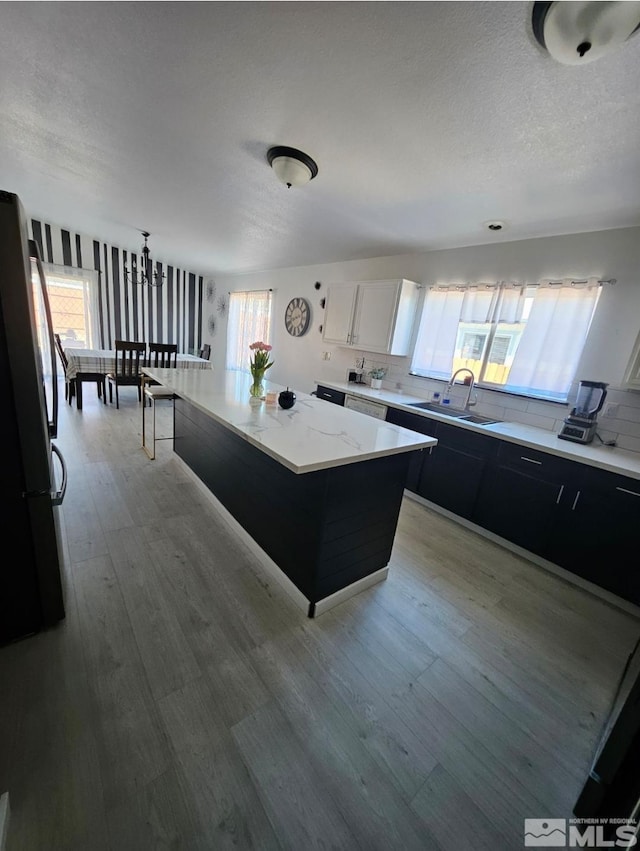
[124, 231, 165, 288]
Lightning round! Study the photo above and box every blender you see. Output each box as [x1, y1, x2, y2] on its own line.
[558, 380, 608, 444]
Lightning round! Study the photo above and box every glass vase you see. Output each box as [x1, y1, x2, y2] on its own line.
[250, 368, 265, 398]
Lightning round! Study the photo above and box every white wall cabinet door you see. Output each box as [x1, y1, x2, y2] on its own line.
[352, 281, 399, 352]
[321, 284, 358, 345]
[322, 279, 419, 355]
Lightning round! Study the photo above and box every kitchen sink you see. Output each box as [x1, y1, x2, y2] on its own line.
[407, 401, 501, 425]
[408, 401, 462, 414]
[457, 413, 502, 425]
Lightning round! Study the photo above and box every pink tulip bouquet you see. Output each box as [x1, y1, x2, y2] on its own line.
[249, 341, 274, 376]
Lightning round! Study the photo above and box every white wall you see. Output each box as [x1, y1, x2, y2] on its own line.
[208, 226, 640, 453]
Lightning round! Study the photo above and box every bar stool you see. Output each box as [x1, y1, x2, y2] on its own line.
[142, 378, 176, 459]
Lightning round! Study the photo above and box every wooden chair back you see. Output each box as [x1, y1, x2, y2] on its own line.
[114, 340, 146, 378]
[54, 333, 69, 370]
[147, 342, 178, 368]
[198, 343, 211, 360]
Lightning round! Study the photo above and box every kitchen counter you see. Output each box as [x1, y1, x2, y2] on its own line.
[142, 367, 437, 617]
[316, 379, 640, 481]
[142, 367, 437, 473]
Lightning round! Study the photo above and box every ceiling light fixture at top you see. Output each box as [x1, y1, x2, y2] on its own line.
[532, 1, 640, 65]
[124, 231, 165, 288]
[267, 146, 319, 189]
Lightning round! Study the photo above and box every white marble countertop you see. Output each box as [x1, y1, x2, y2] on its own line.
[316, 379, 640, 481]
[142, 367, 437, 474]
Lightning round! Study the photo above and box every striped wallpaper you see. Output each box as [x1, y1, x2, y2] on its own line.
[28, 218, 205, 354]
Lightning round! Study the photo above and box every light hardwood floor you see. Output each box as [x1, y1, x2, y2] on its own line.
[1, 384, 639, 850]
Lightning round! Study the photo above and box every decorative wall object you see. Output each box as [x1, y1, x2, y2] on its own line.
[207, 315, 216, 336]
[217, 294, 227, 315]
[284, 297, 311, 336]
[206, 280, 216, 302]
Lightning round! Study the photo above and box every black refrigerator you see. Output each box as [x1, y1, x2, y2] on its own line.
[0, 190, 67, 645]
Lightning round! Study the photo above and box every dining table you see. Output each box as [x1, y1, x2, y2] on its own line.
[64, 347, 212, 410]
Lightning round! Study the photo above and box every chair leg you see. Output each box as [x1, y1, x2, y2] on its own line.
[115, 384, 119, 409]
[108, 382, 113, 404]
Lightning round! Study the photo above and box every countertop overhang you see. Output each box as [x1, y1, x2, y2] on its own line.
[142, 367, 437, 474]
[316, 379, 640, 481]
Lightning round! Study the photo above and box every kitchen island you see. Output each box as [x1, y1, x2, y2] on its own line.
[142, 367, 437, 616]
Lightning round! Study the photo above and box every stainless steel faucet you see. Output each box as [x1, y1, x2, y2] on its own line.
[445, 368, 477, 409]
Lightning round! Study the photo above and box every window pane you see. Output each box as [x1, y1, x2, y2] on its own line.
[411, 280, 602, 403]
[226, 290, 273, 371]
[37, 264, 99, 349]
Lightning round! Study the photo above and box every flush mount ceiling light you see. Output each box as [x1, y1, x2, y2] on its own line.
[532, 1, 640, 65]
[267, 146, 319, 189]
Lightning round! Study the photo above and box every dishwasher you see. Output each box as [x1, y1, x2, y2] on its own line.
[344, 394, 388, 420]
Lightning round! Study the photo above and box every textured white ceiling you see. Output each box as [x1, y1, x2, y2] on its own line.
[1, 1, 639, 274]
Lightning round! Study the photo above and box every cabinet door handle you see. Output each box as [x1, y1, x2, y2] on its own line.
[616, 486, 640, 498]
[346, 332, 351, 344]
[521, 456, 542, 465]
[351, 334, 358, 344]
[556, 484, 564, 504]
[572, 490, 581, 510]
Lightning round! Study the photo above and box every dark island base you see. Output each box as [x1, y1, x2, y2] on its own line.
[174, 399, 415, 617]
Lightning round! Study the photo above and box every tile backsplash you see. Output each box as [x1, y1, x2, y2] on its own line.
[321, 348, 640, 455]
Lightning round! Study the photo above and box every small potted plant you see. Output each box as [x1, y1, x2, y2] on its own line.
[368, 367, 386, 389]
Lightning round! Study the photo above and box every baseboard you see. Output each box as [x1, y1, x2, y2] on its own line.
[405, 490, 640, 620]
[0, 792, 10, 851]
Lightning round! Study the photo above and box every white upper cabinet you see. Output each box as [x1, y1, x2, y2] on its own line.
[322, 279, 419, 355]
[623, 329, 640, 390]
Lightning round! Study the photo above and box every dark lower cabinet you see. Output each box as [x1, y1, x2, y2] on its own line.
[547, 467, 640, 604]
[385, 407, 436, 492]
[418, 422, 495, 519]
[385, 410, 494, 519]
[377, 398, 640, 608]
[315, 385, 345, 405]
[473, 442, 581, 557]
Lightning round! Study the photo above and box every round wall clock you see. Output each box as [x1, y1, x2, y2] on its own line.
[285, 297, 311, 336]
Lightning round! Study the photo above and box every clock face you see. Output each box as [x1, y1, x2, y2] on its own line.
[285, 297, 310, 336]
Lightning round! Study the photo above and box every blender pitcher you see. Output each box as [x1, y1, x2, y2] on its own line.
[572, 380, 608, 420]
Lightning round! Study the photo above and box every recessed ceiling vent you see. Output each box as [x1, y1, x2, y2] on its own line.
[484, 220, 506, 232]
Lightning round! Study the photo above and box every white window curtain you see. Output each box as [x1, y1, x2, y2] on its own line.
[226, 289, 273, 372]
[40, 263, 100, 349]
[411, 278, 602, 401]
[506, 280, 601, 398]
[412, 286, 496, 380]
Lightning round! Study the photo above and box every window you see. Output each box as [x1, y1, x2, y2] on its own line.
[36, 263, 100, 349]
[226, 289, 273, 371]
[411, 279, 602, 402]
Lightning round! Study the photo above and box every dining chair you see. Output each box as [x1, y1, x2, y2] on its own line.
[146, 342, 178, 369]
[144, 342, 178, 397]
[53, 333, 75, 404]
[106, 340, 146, 409]
[54, 333, 106, 406]
[198, 343, 211, 361]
